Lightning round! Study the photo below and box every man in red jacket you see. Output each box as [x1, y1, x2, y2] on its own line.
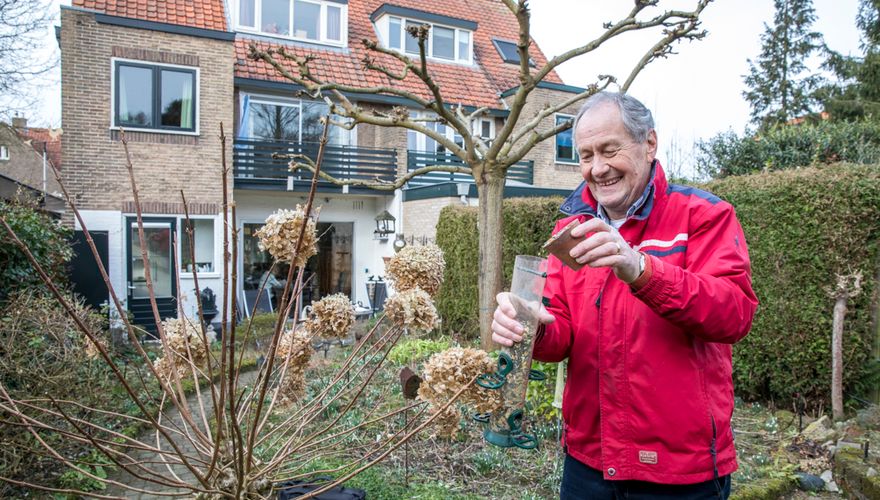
[492, 92, 758, 499]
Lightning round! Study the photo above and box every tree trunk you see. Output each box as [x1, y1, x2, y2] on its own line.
[476, 172, 506, 351]
[831, 294, 847, 421]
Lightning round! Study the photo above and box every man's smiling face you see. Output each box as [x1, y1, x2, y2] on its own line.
[575, 102, 657, 220]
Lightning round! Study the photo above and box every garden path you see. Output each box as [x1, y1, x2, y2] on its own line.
[104, 369, 259, 499]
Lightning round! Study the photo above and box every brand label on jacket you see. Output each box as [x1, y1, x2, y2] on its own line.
[639, 450, 658, 464]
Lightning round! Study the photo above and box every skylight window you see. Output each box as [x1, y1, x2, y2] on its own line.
[493, 38, 535, 66]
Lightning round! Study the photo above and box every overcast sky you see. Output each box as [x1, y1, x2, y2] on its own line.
[32, 0, 863, 174]
[530, 0, 862, 175]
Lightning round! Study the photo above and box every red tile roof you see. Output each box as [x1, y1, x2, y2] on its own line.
[72, 0, 228, 31]
[237, 0, 564, 109]
[17, 127, 63, 170]
[70, 0, 565, 109]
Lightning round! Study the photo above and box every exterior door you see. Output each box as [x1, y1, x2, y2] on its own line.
[69, 230, 109, 310]
[126, 217, 177, 338]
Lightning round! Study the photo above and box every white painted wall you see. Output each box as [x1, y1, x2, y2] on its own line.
[75, 209, 226, 323]
[234, 189, 398, 307]
[74, 188, 401, 323]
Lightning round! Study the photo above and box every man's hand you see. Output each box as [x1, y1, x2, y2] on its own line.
[569, 218, 642, 283]
[491, 292, 555, 347]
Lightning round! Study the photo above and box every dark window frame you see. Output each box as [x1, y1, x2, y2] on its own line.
[555, 113, 578, 164]
[113, 61, 198, 133]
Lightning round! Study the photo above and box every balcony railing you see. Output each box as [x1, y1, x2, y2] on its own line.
[406, 150, 534, 187]
[233, 138, 398, 187]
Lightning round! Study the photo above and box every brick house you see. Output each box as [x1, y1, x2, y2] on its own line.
[59, 0, 585, 334]
[0, 117, 65, 213]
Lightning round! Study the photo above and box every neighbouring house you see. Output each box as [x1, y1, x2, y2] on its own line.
[59, 0, 585, 335]
[0, 117, 65, 214]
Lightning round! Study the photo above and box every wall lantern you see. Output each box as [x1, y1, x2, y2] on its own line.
[374, 210, 396, 238]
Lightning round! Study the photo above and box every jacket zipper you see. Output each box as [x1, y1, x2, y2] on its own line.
[595, 270, 614, 475]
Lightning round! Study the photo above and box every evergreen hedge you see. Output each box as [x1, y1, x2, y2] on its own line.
[435, 165, 880, 407]
[0, 200, 72, 302]
[436, 197, 563, 335]
[696, 120, 880, 179]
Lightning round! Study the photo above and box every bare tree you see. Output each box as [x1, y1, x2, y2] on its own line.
[827, 271, 863, 421]
[252, 0, 713, 349]
[0, 0, 57, 120]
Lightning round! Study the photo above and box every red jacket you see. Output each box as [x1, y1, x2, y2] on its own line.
[534, 162, 758, 484]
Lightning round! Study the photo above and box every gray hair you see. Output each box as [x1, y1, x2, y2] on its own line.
[572, 92, 655, 146]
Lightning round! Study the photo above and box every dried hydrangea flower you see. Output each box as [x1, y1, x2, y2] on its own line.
[385, 288, 439, 332]
[304, 293, 355, 339]
[417, 347, 503, 436]
[254, 205, 319, 267]
[275, 328, 313, 404]
[385, 244, 445, 296]
[152, 317, 208, 382]
[83, 336, 108, 360]
[275, 328, 312, 365]
[430, 406, 461, 439]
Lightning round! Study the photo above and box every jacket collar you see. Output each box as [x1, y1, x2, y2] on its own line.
[559, 160, 668, 222]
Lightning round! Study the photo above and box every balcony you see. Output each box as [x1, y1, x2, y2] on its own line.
[405, 150, 534, 187]
[233, 138, 398, 192]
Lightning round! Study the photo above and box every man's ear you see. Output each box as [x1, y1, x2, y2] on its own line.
[645, 129, 658, 162]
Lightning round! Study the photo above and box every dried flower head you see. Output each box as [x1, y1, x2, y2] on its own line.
[305, 293, 355, 339]
[83, 336, 108, 360]
[385, 244, 445, 296]
[275, 328, 312, 365]
[385, 288, 439, 332]
[417, 347, 503, 436]
[430, 406, 461, 439]
[276, 328, 313, 404]
[254, 205, 319, 267]
[153, 317, 209, 382]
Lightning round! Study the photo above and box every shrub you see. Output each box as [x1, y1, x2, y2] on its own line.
[436, 165, 880, 408]
[435, 197, 563, 337]
[239, 312, 278, 340]
[0, 200, 72, 301]
[707, 164, 880, 408]
[696, 120, 880, 179]
[387, 337, 451, 365]
[0, 289, 113, 495]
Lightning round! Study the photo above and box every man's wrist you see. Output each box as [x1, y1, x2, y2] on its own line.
[630, 252, 652, 290]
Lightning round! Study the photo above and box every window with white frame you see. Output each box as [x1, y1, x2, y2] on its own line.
[555, 114, 578, 163]
[407, 112, 463, 154]
[181, 218, 215, 273]
[237, 0, 345, 45]
[113, 60, 198, 133]
[0, 145, 8, 160]
[381, 15, 472, 64]
[475, 118, 495, 142]
[238, 94, 351, 145]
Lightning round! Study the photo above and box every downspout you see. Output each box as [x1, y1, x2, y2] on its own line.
[42, 142, 47, 194]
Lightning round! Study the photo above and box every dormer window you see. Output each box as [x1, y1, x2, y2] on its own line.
[237, 0, 346, 46]
[372, 5, 475, 65]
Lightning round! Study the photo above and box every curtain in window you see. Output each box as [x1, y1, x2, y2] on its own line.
[238, 94, 251, 139]
[327, 5, 342, 41]
[179, 76, 193, 129]
[239, 0, 255, 27]
[119, 70, 129, 123]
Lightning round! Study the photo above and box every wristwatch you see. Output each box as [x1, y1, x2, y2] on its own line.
[637, 252, 646, 278]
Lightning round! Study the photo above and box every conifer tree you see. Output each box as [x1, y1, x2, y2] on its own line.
[818, 0, 880, 120]
[743, 0, 824, 128]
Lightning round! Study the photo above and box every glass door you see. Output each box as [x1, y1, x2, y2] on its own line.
[126, 218, 177, 337]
